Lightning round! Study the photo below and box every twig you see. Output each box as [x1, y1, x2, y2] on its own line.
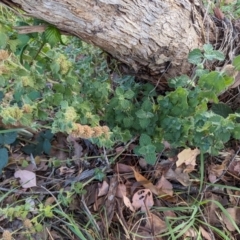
[0, 187, 60, 195]
[212, 146, 240, 185]
[81, 195, 101, 233]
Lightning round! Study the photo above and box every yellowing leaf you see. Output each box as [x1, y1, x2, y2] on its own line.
[176, 148, 200, 167]
[133, 169, 159, 195]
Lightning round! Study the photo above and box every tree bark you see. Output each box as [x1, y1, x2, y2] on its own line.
[2, 0, 216, 79]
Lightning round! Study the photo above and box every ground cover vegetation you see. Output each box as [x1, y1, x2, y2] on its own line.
[0, 2, 240, 240]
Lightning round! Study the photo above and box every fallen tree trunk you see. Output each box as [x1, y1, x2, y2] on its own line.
[2, 0, 217, 79]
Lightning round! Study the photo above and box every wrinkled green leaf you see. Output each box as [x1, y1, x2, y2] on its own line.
[43, 139, 51, 154]
[0, 148, 8, 173]
[211, 103, 233, 118]
[0, 132, 17, 145]
[43, 25, 62, 47]
[139, 134, 151, 146]
[233, 55, 240, 71]
[0, 32, 8, 48]
[188, 49, 203, 65]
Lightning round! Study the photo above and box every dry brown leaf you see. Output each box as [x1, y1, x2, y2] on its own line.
[139, 158, 148, 168]
[174, 168, 191, 186]
[45, 197, 56, 206]
[184, 164, 196, 173]
[116, 182, 127, 198]
[114, 163, 134, 173]
[156, 176, 173, 196]
[115, 146, 125, 153]
[58, 166, 75, 176]
[221, 207, 240, 232]
[199, 226, 212, 240]
[133, 169, 159, 195]
[132, 189, 154, 211]
[165, 168, 191, 186]
[98, 180, 109, 197]
[14, 170, 36, 188]
[203, 193, 222, 225]
[176, 148, 200, 167]
[123, 195, 135, 212]
[224, 0, 235, 4]
[226, 189, 237, 205]
[208, 160, 228, 183]
[230, 71, 240, 88]
[228, 160, 240, 175]
[135, 231, 162, 240]
[105, 176, 117, 217]
[184, 228, 197, 238]
[164, 210, 176, 218]
[145, 213, 167, 235]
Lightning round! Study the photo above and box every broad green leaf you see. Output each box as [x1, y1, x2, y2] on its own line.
[0, 148, 8, 173]
[0, 132, 17, 145]
[204, 50, 225, 61]
[139, 118, 150, 128]
[142, 99, 152, 111]
[139, 134, 151, 146]
[119, 99, 131, 110]
[188, 49, 203, 65]
[123, 116, 134, 128]
[28, 90, 41, 101]
[136, 109, 154, 119]
[145, 144, 156, 154]
[50, 61, 60, 74]
[124, 89, 135, 99]
[195, 69, 209, 77]
[8, 39, 21, 52]
[233, 124, 240, 139]
[199, 71, 226, 94]
[94, 168, 105, 181]
[0, 32, 8, 48]
[144, 153, 157, 165]
[53, 93, 63, 106]
[223, 75, 234, 87]
[43, 25, 62, 47]
[60, 100, 68, 109]
[115, 87, 124, 96]
[0, 91, 3, 102]
[233, 55, 240, 70]
[168, 75, 192, 88]
[43, 130, 54, 140]
[211, 103, 233, 118]
[203, 44, 213, 52]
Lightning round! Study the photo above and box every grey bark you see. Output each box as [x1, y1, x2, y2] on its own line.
[2, 0, 216, 79]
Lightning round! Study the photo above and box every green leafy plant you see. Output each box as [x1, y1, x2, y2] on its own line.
[22, 130, 53, 156]
[134, 134, 157, 165]
[0, 130, 17, 172]
[1, 8, 240, 166]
